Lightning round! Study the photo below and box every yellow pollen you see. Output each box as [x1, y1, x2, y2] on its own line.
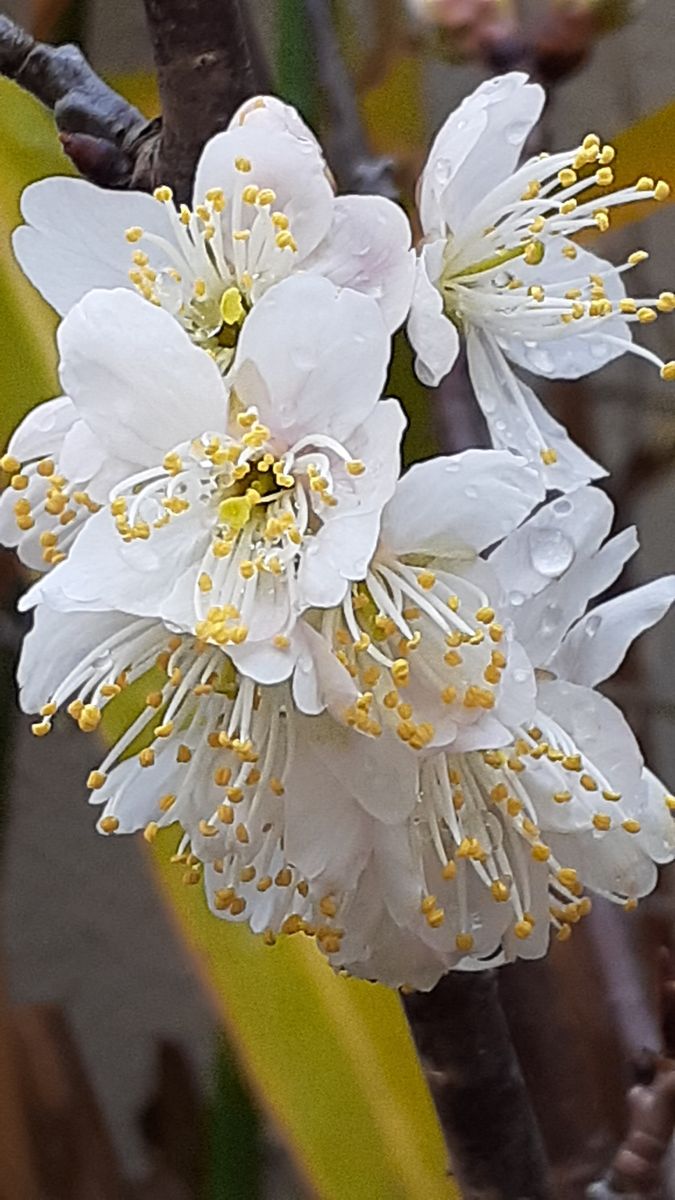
[592, 813, 611, 831]
[153, 185, 172, 203]
[455, 933, 474, 953]
[636, 176, 655, 192]
[491, 880, 510, 902]
[514, 920, 534, 940]
[31, 720, 51, 737]
[540, 448, 558, 466]
[177, 745, 192, 764]
[99, 816, 119, 834]
[558, 168, 577, 188]
[622, 819, 641, 834]
[391, 659, 410, 687]
[446, 595, 460, 611]
[655, 180, 671, 201]
[595, 167, 614, 187]
[475, 606, 495, 624]
[638, 307, 657, 324]
[531, 843, 551, 863]
[580, 774, 598, 792]
[139, 748, 155, 768]
[257, 188, 276, 206]
[242, 184, 259, 204]
[220, 286, 245, 325]
[524, 240, 544, 266]
[346, 460, 365, 476]
[660, 362, 675, 381]
[235, 156, 252, 172]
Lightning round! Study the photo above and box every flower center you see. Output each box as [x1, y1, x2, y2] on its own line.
[123, 160, 300, 373]
[325, 561, 509, 751]
[437, 130, 675, 381]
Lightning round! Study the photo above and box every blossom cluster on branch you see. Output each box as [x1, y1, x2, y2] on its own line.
[3, 75, 675, 990]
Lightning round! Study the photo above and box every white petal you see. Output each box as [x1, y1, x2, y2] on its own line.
[229, 95, 325, 154]
[13, 177, 174, 315]
[637, 770, 675, 865]
[302, 195, 415, 332]
[23, 506, 207, 628]
[489, 486, 614, 605]
[547, 827, 657, 901]
[550, 577, 675, 689]
[232, 275, 389, 446]
[407, 242, 459, 387]
[296, 399, 406, 609]
[421, 73, 545, 238]
[466, 329, 605, 492]
[380, 448, 544, 557]
[499, 243, 631, 379]
[6, 395, 76, 461]
[17, 606, 132, 713]
[58, 289, 226, 466]
[193, 124, 333, 264]
[512, 526, 638, 666]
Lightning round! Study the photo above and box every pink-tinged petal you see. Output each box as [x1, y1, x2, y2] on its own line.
[303, 195, 415, 333]
[58, 289, 227, 467]
[13, 177, 174, 315]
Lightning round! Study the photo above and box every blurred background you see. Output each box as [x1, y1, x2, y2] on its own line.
[1, 1, 675, 1197]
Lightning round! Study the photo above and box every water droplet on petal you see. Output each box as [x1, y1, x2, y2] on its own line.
[506, 120, 531, 146]
[541, 603, 563, 635]
[584, 613, 602, 638]
[528, 528, 575, 578]
[514, 667, 530, 683]
[93, 652, 114, 671]
[552, 498, 573, 517]
[509, 590, 525, 607]
[154, 271, 183, 315]
[445, 462, 460, 473]
[464, 485, 479, 499]
[492, 271, 511, 289]
[434, 157, 453, 187]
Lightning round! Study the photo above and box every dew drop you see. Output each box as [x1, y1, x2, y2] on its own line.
[434, 157, 453, 187]
[506, 120, 531, 146]
[552, 498, 573, 517]
[509, 590, 525, 607]
[492, 270, 511, 289]
[464, 485, 479, 499]
[514, 667, 530, 683]
[525, 346, 555, 375]
[528, 528, 575, 578]
[154, 271, 183, 315]
[584, 613, 602, 638]
[541, 603, 563, 635]
[93, 652, 114, 672]
[445, 462, 460, 473]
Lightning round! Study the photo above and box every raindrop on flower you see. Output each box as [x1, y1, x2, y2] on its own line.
[541, 603, 563, 635]
[434, 157, 453, 187]
[464, 485, 479, 499]
[552, 498, 573, 517]
[509, 590, 526, 607]
[584, 614, 602, 639]
[506, 120, 531, 146]
[528, 528, 575, 578]
[153, 271, 183, 316]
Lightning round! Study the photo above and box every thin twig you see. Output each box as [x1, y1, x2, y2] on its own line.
[303, 0, 397, 197]
[141, 0, 255, 202]
[0, 14, 157, 188]
[403, 971, 552, 1199]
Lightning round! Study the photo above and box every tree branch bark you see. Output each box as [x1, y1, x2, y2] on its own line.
[403, 971, 552, 1199]
[141, 0, 255, 202]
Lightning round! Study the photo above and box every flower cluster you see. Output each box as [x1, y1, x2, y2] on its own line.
[3, 78, 675, 990]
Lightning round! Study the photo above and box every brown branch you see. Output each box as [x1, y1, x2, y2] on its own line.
[403, 971, 552, 1199]
[141, 0, 256, 203]
[0, 14, 159, 188]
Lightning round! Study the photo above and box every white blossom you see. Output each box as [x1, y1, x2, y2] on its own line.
[14, 95, 414, 372]
[324, 487, 675, 988]
[14, 277, 405, 687]
[408, 72, 675, 491]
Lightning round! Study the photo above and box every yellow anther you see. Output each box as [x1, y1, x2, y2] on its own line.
[346, 459, 365, 476]
[531, 842, 551, 863]
[514, 919, 534, 940]
[99, 815, 119, 834]
[636, 176, 655, 192]
[198, 573, 213, 593]
[455, 933, 474, 953]
[592, 813, 611, 832]
[619, 299, 637, 314]
[176, 744, 192, 764]
[529, 285, 545, 302]
[622, 819, 641, 834]
[475, 606, 495, 624]
[235, 156, 252, 172]
[138, 748, 155, 768]
[580, 773, 598, 792]
[220, 286, 245, 325]
[524, 240, 544, 266]
[78, 704, 101, 732]
[446, 595, 460, 612]
[142, 822, 159, 844]
[239, 560, 256, 580]
[125, 226, 143, 242]
[10, 474, 28, 490]
[638, 307, 657, 324]
[529, 216, 546, 235]
[491, 880, 510, 902]
[628, 250, 649, 265]
[624, 898, 638, 912]
[242, 184, 259, 205]
[275, 230, 296, 250]
[655, 180, 671, 201]
[595, 167, 614, 187]
[558, 168, 577, 188]
[275, 867, 292, 888]
[657, 292, 675, 312]
[442, 860, 456, 881]
[257, 188, 276, 206]
[391, 659, 410, 687]
[553, 791, 572, 805]
[272, 211, 289, 228]
[441, 685, 457, 705]
[660, 362, 675, 381]
[562, 754, 582, 771]
[153, 185, 173, 203]
[31, 720, 52, 737]
[562, 245, 578, 260]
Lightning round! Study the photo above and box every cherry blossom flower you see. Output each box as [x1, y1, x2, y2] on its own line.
[408, 72, 675, 491]
[14, 276, 405, 686]
[13, 96, 414, 373]
[326, 487, 675, 988]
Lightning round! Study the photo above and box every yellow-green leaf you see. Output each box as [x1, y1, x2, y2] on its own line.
[151, 830, 456, 1200]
